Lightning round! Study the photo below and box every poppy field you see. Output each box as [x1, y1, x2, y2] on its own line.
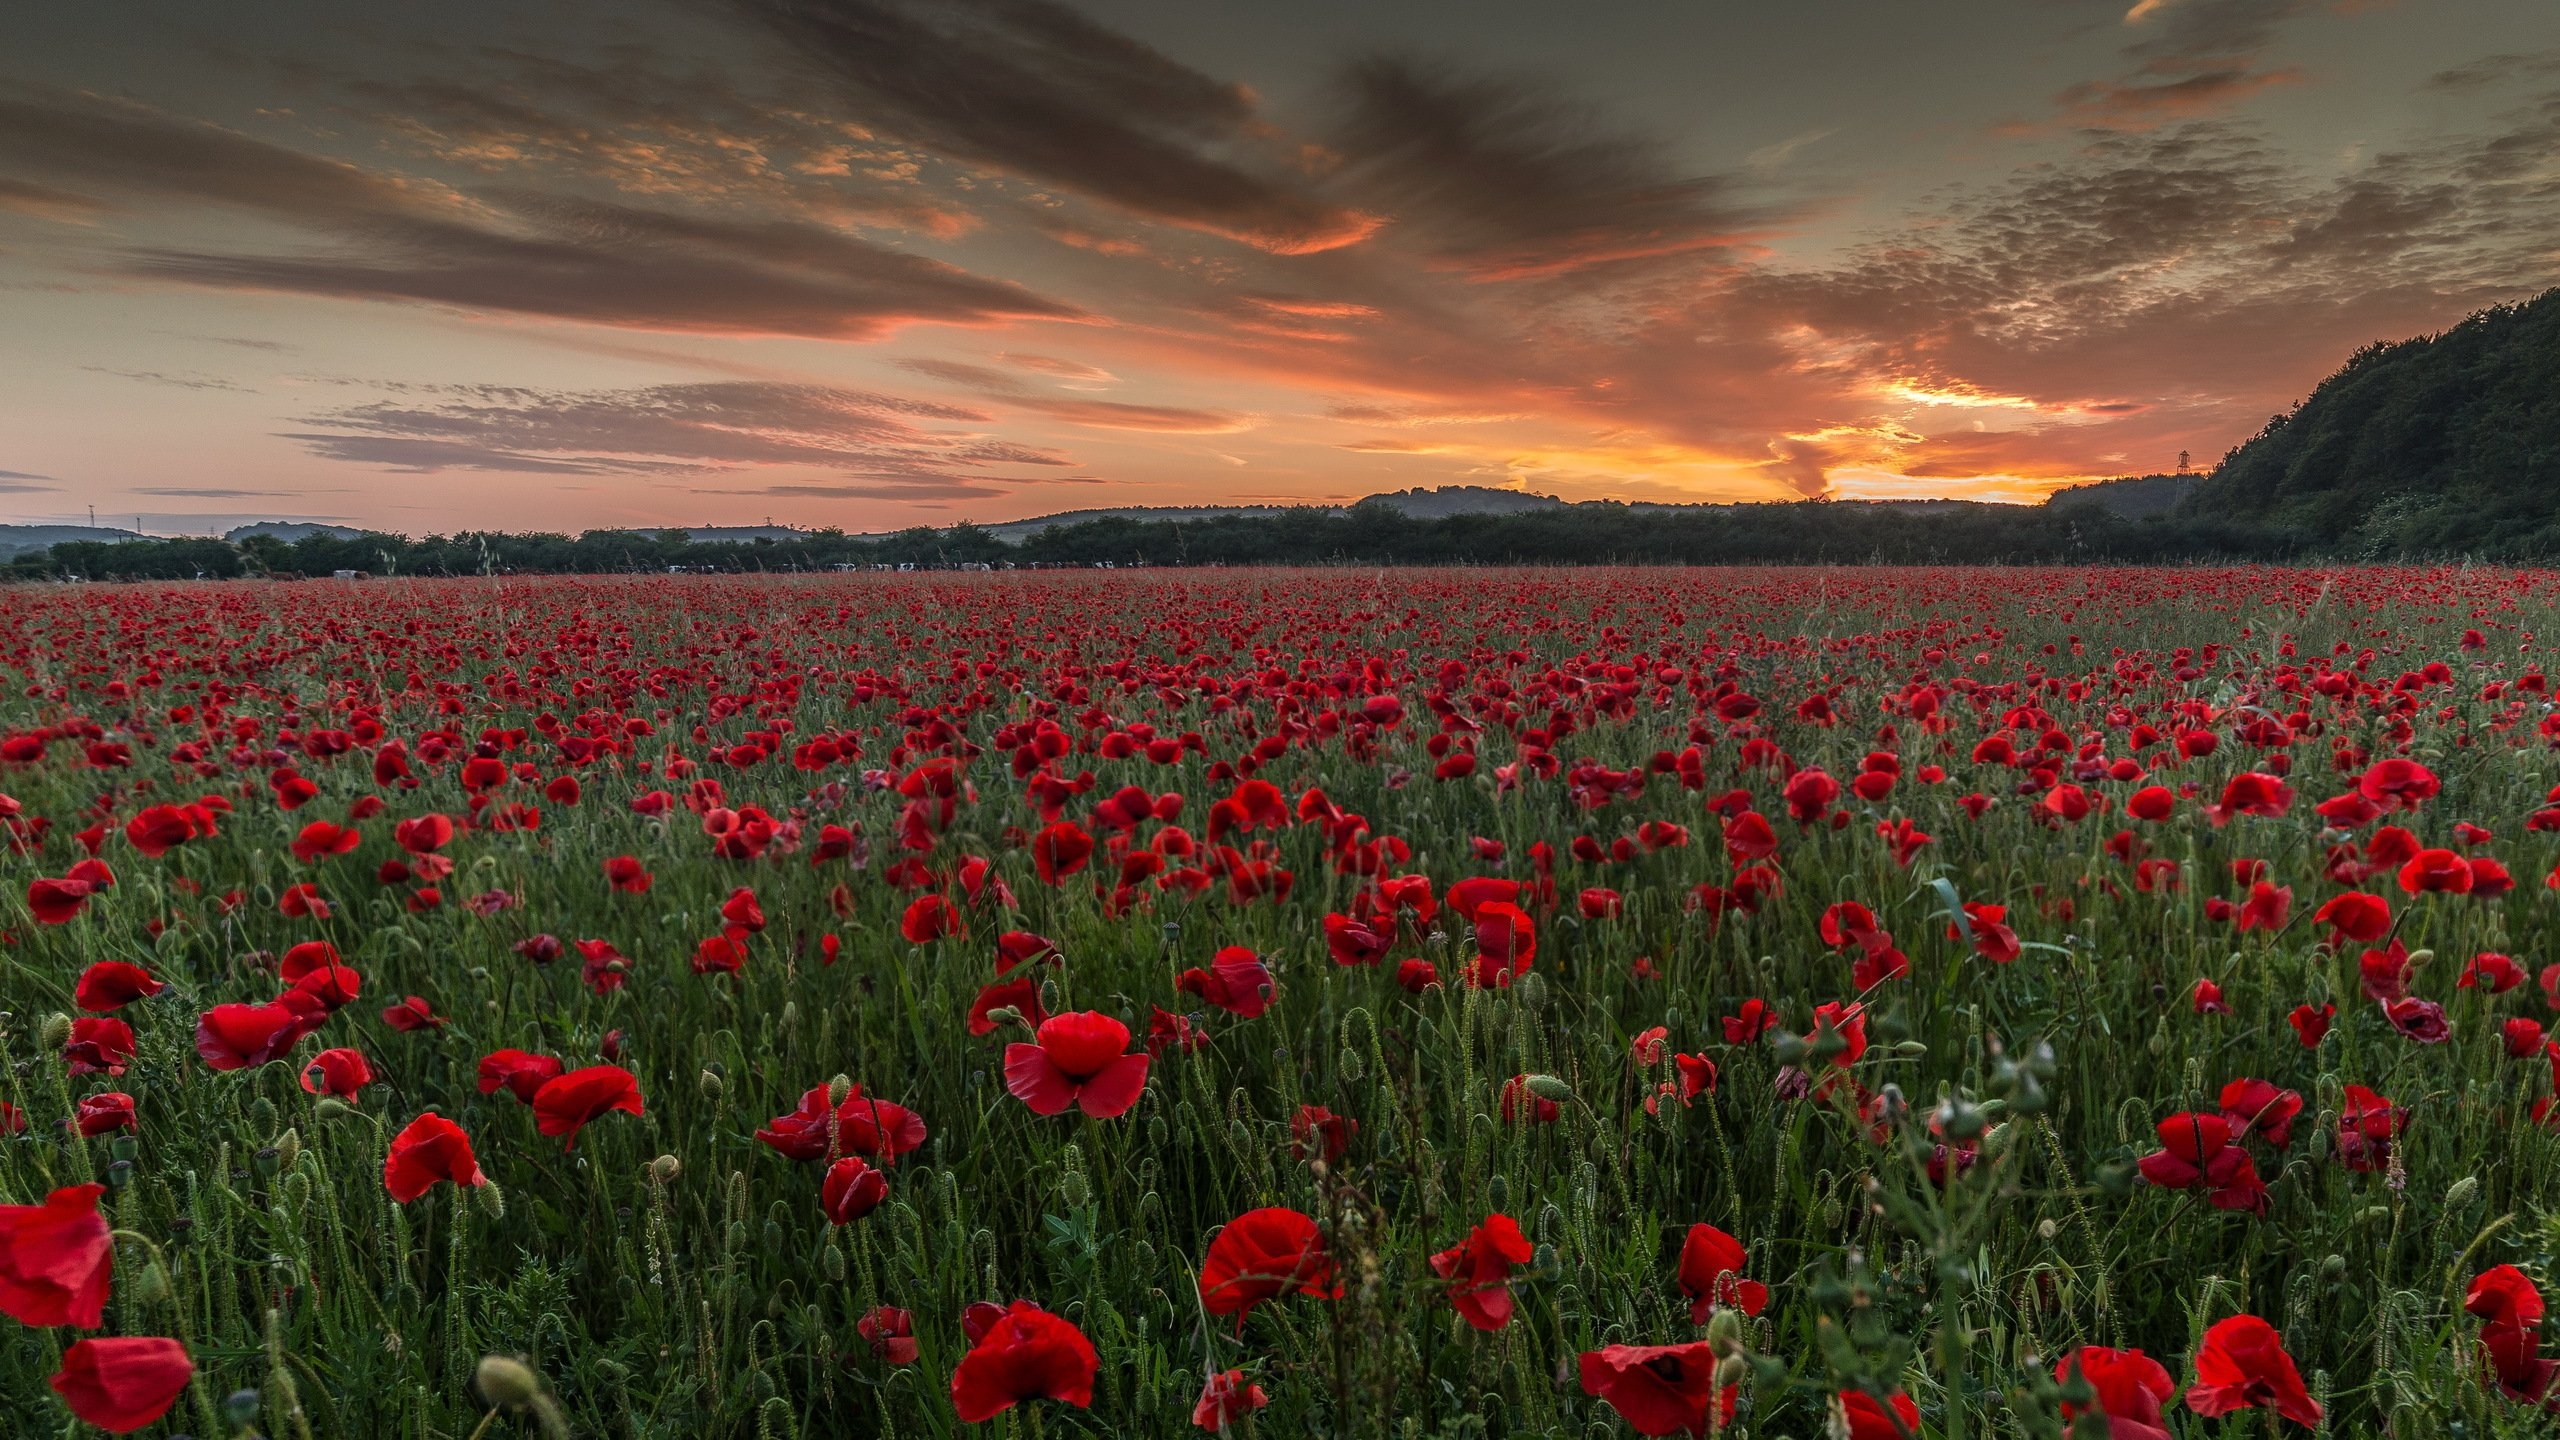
[10, 565, 2560, 1439]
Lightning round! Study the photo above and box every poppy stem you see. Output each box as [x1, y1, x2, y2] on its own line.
[464, 1405, 500, 1440]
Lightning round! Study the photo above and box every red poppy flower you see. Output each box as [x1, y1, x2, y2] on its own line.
[278, 883, 329, 919]
[1675, 1223, 1768, 1322]
[49, 1336, 192, 1433]
[900, 893, 962, 943]
[995, 930, 1060, 973]
[2287, 1003, 2334, 1048]
[2235, 881, 2291, 932]
[291, 820, 362, 863]
[2313, 892, 2391, 945]
[299, 1047, 375, 1098]
[124, 803, 217, 857]
[1430, 1213, 1534, 1331]
[1289, 1104, 1355, 1164]
[0, 1182, 112, 1327]
[1810, 1001, 1868, 1067]
[2217, 1078, 2302, 1148]
[383, 1111, 484, 1201]
[1147, 1006, 1208, 1056]
[1721, 998, 1778, 1044]
[948, 1300, 1097, 1423]
[63, 1018, 135, 1077]
[195, 1001, 314, 1071]
[476, 1049, 565, 1104]
[2135, 1113, 2266, 1214]
[1576, 1341, 1736, 1437]
[27, 877, 96, 925]
[2055, 1345, 2175, 1440]
[381, 995, 448, 1032]
[73, 1093, 135, 1136]
[1840, 1389, 1923, 1440]
[968, 977, 1048, 1036]
[2467, 1265, 2559, 1402]
[820, 1155, 888, 1224]
[1003, 1012, 1150, 1118]
[531, 1065, 645, 1148]
[2337, 1085, 2404, 1171]
[1177, 946, 1274, 1018]
[1031, 820, 1094, 884]
[1199, 1207, 1339, 1326]
[1468, 901, 1536, 987]
[1193, 1367, 1271, 1430]
[73, 961, 163, 1012]
[857, 1305, 917, 1365]
[602, 855, 652, 893]
[2204, 772, 2292, 824]
[2184, 1314, 2321, 1427]
[1396, 957, 1439, 993]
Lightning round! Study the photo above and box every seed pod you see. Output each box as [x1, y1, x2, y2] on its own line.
[1523, 1074, 1572, 1102]
[474, 1355, 542, 1408]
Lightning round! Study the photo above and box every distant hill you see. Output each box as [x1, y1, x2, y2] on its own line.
[226, 522, 363, 544]
[1363, 485, 1565, 519]
[2045, 474, 2197, 520]
[2180, 287, 2560, 556]
[652, 526, 810, 544]
[0, 524, 142, 557]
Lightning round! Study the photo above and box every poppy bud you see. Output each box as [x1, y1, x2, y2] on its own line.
[2037, 1218, 2058, 1240]
[1523, 1073, 1572, 1102]
[475, 1179, 507, 1221]
[651, 1155, 682, 1183]
[128, 1258, 170, 1306]
[313, 1098, 356, 1122]
[1059, 1168, 1091, 1210]
[1893, 1040, 1928, 1057]
[38, 1012, 70, 1050]
[2321, 1254, 2345, 1278]
[1515, 973, 1548, 1010]
[1705, 1307, 1747, 1354]
[226, 1388, 262, 1426]
[822, 1242, 846, 1282]
[981, 1005, 1024, 1029]
[273, 1128, 301, 1173]
[1338, 1046, 1364, 1084]
[474, 1355, 543, 1409]
[1714, 1352, 1750, 1388]
[2405, 948, 2433, 968]
[2444, 1176, 2478, 1210]
[828, 1074, 853, 1107]
[1486, 1174, 1508, 1210]
[698, 1069, 723, 1102]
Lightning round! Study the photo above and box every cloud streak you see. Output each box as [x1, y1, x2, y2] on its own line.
[280, 381, 1075, 498]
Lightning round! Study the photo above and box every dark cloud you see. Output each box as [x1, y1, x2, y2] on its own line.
[1327, 57, 1759, 279]
[132, 486, 297, 498]
[2427, 50, 2560, 91]
[897, 356, 1250, 431]
[727, 0, 1374, 253]
[321, 47, 976, 237]
[282, 381, 1072, 495]
[0, 471, 56, 493]
[81, 366, 253, 391]
[2011, 0, 2323, 132]
[0, 175, 109, 221]
[0, 90, 1080, 338]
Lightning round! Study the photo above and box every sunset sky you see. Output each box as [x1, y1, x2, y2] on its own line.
[2, 0, 2555, 535]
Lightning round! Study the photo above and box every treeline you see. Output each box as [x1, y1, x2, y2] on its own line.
[9, 500, 2311, 581]
[2181, 285, 2560, 558]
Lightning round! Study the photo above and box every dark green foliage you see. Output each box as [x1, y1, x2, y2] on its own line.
[2184, 287, 2560, 557]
